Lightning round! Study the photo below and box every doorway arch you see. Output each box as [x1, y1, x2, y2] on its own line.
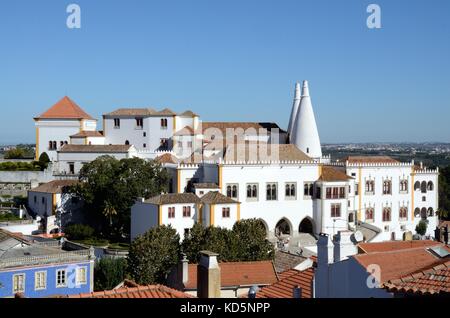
[275, 218, 292, 236]
[298, 217, 314, 234]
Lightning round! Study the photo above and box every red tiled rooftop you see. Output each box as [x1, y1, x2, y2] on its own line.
[184, 261, 278, 289]
[253, 268, 314, 298]
[35, 96, 94, 120]
[70, 130, 104, 138]
[354, 243, 450, 283]
[68, 284, 194, 298]
[383, 261, 450, 295]
[358, 240, 441, 254]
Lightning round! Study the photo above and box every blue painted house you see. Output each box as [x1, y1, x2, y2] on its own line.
[0, 229, 95, 298]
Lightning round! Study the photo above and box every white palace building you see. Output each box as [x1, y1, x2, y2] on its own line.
[33, 81, 439, 243]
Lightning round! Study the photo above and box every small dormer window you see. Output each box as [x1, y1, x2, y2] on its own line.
[306, 147, 310, 153]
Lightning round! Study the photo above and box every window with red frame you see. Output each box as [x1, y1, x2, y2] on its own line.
[183, 206, 191, 217]
[168, 207, 175, 218]
[222, 207, 230, 218]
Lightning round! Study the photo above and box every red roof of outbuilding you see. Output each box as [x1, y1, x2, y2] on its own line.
[248, 268, 314, 298]
[68, 284, 194, 298]
[183, 261, 278, 289]
[383, 261, 450, 296]
[35, 96, 94, 120]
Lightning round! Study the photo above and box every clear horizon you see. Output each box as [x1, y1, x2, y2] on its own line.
[1, 0, 449, 144]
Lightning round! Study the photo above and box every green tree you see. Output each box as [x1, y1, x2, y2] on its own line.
[181, 223, 207, 262]
[127, 225, 180, 285]
[4, 148, 25, 159]
[232, 219, 274, 261]
[439, 165, 450, 221]
[72, 156, 170, 237]
[64, 224, 95, 240]
[415, 220, 428, 236]
[94, 258, 128, 291]
[182, 219, 274, 263]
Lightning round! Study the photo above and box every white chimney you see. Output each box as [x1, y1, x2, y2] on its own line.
[317, 233, 334, 265]
[333, 230, 357, 262]
[287, 82, 301, 138]
[291, 80, 322, 159]
[181, 254, 189, 285]
[197, 251, 221, 298]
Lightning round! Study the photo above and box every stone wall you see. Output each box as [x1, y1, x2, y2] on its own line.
[0, 164, 55, 197]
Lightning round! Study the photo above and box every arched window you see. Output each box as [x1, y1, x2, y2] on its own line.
[252, 185, 257, 197]
[286, 184, 291, 197]
[427, 181, 434, 191]
[48, 141, 53, 150]
[399, 207, 408, 220]
[365, 208, 374, 221]
[365, 180, 375, 193]
[232, 185, 237, 198]
[400, 180, 408, 192]
[348, 213, 354, 223]
[420, 207, 427, 219]
[427, 207, 434, 217]
[304, 184, 309, 196]
[382, 208, 391, 222]
[271, 184, 277, 200]
[226, 184, 238, 199]
[125, 140, 130, 145]
[52, 141, 57, 150]
[421, 181, 427, 193]
[414, 208, 420, 218]
[383, 180, 392, 195]
[414, 181, 420, 191]
[247, 185, 252, 198]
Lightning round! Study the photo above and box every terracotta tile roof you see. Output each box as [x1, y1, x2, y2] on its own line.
[30, 180, 78, 194]
[345, 156, 399, 164]
[223, 144, 311, 163]
[273, 251, 307, 273]
[318, 166, 353, 182]
[253, 268, 314, 298]
[358, 240, 441, 254]
[145, 193, 201, 205]
[193, 183, 220, 189]
[354, 243, 450, 283]
[35, 96, 94, 120]
[202, 122, 287, 135]
[104, 107, 176, 117]
[67, 284, 194, 298]
[70, 130, 104, 138]
[174, 126, 195, 136]
[184, 261, 278, 289]
[383, 261, 450, 295]
[155, 153, 179, 164]
[104, 108, 156, 116]
[155, 108, 177, 116]
[59, 144, 132, 153]
[200, 191, 239, 204]
[179, 110, 198, 117]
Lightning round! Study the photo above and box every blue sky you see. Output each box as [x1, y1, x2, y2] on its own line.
[0, 0, 449, 144]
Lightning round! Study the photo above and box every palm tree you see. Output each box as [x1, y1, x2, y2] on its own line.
[102, 201, 117, 226]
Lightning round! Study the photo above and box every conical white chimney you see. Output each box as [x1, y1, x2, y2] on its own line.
[287, 82, 301, 139]
[291, 80, 322, 159]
